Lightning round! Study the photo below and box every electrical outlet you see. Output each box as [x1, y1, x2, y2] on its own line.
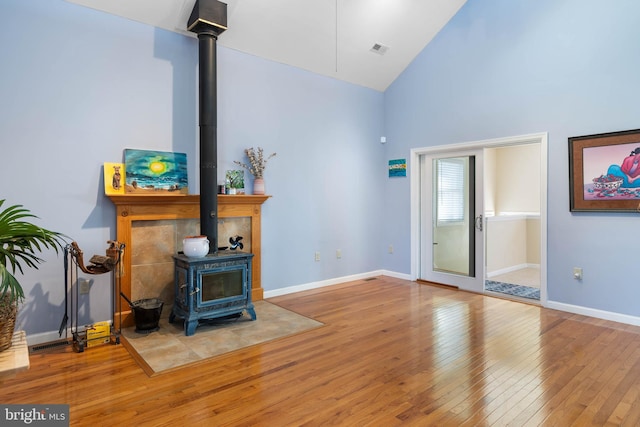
[315, 252, 320, 262]
[573, 267, 583, 280]
[79, 279, 90, 294]
[336, 249, 342, 259]
[388, 245, 393, 254]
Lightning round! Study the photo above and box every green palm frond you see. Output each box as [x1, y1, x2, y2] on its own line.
[0, 264, 23, 302]
[0, 199, 66, 304]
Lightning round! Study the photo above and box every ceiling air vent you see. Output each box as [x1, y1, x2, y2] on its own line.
[370, 43, 389, 55]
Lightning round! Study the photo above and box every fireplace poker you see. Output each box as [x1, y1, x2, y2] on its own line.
[58, 245, 70, 338]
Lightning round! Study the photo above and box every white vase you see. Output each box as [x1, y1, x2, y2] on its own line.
[253, 178, 265, 195]
[182, 235, 209, 257]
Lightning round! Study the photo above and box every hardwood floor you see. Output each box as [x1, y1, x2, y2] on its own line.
[3, 276, 640, 426]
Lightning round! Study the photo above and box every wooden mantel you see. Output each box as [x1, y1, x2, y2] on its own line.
[108, 194, 269, 325]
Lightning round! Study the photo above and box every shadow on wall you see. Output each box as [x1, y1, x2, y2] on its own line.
[18, 282, 95, 337]
[153, 27, 198, 191]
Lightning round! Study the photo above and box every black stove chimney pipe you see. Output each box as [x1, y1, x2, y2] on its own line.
[188, 0, 227, 255]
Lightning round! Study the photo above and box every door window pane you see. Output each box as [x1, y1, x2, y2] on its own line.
[436, 158, 465, 224]
[432, 156, 474, 277]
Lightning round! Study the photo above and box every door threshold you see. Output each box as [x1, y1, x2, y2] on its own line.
[416, 279, 459, 290]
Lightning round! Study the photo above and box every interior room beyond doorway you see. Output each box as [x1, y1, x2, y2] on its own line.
[484, 144, 541, 301]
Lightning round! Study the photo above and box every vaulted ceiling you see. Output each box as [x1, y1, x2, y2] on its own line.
[66, 0, 466, 92]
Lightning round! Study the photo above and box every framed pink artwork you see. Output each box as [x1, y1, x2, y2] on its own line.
[569, 129, 640, 212]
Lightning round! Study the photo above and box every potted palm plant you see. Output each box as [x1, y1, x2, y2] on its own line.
[0, 199, 65, 351]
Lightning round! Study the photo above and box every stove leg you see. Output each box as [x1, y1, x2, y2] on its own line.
[185, 319, 198, 336]
[246, 306, 257, 321]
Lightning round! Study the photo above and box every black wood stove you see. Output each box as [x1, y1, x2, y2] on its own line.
[170, 252, 255, 336]
[169, 0, 257, 335]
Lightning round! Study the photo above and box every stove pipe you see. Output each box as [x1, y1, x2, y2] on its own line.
[188, 0, 227, 254]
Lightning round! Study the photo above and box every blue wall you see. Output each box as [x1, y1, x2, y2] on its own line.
[0, 0, 385, 338]
[5, 0, 640, 340]
[384, 0, 640, 316]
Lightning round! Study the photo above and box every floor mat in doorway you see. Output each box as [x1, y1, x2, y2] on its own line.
[485, 280, 540, 300]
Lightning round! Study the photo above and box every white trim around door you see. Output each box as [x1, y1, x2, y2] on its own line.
[410, 132, 548, 305]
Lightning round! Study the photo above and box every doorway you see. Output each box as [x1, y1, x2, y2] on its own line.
[418, 149, 485, 293]
[410, 133, 548, 304]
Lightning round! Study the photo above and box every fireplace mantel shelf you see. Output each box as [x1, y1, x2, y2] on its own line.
[108, 194, 270, 206]
[108, 193, 270, 328]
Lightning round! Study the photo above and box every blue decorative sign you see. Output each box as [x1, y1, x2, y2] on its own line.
[389, 159, 407, 177]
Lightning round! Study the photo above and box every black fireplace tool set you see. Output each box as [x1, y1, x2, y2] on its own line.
[60, 240, 124, 352]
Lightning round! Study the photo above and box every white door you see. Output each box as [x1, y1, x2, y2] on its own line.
[419, 150, 485, 293]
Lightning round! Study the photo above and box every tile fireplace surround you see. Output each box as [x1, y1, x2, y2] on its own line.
[108, 194, 269, 329]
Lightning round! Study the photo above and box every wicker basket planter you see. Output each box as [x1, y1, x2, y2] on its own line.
[0, 297, 17, 351]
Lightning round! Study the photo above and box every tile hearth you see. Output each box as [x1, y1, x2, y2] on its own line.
[121, 300, 324, 375]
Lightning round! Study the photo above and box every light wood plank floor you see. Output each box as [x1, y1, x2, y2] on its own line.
[3, 276, 640, 426]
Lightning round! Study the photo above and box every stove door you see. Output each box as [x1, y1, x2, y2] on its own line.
[197, 265, 246, 307]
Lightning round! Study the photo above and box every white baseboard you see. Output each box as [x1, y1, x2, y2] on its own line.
[545, 300, 640, 327]
[263, 270, 411, 299]
[380, 270, 412, 280]
[487, 263, 540, 278]
[27, 331, 68, 347]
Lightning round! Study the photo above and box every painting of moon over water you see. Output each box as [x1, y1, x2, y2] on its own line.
[124, 149, 188, 194]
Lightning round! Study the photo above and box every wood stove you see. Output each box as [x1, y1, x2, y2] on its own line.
[170, 251, 255, 336]
[109, 2, 269, 333]
[168, 0, 260, 336]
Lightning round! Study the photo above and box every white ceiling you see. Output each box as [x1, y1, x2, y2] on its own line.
[66, 0, 466, 92]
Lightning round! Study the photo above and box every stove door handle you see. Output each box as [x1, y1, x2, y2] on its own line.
[190, 287, 200, 296]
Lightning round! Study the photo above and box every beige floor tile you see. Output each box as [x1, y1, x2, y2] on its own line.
[121, 300, 323, 374]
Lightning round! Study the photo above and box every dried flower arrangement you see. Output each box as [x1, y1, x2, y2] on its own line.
[234, 147, 276, 179]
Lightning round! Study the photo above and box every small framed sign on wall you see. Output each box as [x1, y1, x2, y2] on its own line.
[103, 162, 125, 195]
[389, 159, 407, 177]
